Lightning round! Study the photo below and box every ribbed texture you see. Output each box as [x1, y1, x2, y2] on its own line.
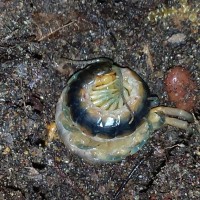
[90, 76, 131, 111]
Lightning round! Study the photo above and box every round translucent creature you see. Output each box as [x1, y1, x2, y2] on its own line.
[55, 58, 194, 163]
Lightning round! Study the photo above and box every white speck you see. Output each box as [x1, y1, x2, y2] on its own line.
[167, 33, 186, 44]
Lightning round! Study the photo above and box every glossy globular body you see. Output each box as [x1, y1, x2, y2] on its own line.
[56, 58, 194, 163]
[164, 66, 197, 112]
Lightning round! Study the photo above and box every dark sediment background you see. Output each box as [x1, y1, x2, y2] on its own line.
[0, 0, 199, 199]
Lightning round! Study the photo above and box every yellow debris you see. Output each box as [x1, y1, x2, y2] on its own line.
[46, 122, 58, 145]
[2, 146, 11, 155]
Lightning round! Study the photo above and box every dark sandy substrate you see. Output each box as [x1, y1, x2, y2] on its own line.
[0, 1, 199, 199]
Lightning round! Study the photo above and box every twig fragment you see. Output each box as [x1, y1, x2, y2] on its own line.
[37, 21, 75, 42]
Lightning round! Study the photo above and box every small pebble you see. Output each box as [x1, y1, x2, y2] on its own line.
[167, 33, 186, 44]
[164, 66, 197, 112]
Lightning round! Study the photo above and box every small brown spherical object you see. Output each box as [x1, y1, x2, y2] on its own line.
[164, 66, 197, 112]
